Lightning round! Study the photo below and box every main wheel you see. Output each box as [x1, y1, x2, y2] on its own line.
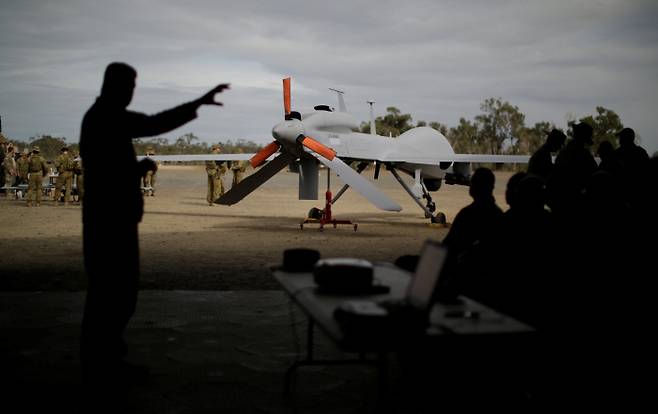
[431, 212, 447, 225]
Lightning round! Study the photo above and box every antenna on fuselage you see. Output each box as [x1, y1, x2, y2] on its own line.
[329, 88, 346, 112]
[367, 100, 376, 135]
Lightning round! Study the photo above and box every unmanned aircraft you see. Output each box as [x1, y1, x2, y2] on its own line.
[205, 78, 529, 223]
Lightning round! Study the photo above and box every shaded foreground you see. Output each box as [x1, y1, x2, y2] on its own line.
[1, 291, 385, 413]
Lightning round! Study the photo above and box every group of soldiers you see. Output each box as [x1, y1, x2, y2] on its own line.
[2, 140, 248, 207]
[205, 145, 247, 205]
[0, 142, 83, 207]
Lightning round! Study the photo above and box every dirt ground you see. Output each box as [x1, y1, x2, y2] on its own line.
[1, 166, 526, 413]
[0, 165, 514, 291]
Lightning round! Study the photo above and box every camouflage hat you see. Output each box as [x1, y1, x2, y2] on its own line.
[32, 146, 40, 152]
[22, 147, 30, 155]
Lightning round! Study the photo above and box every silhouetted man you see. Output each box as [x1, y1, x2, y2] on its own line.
[441, 167, 503, 298]
[79, 62, 229, 389]
[547, 122, 597, 219]
[614, 127, 649, 170]
[527, 128, 566, 182]
[614, 127, 650, 210]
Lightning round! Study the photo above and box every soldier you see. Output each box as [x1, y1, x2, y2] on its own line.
[73, 152, 84, 203]
[206, 144, 225, 205]
[53, 146, 75, 205]
[26, 146, 48, 207]
[230, 147, 248, 188]
[2, 144, 17, 197]
[0, 135, 6, 181]
[16, 148, 30, 186]
[142, 146, 159, 196]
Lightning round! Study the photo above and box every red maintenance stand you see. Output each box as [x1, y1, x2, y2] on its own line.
[300, 169, 357, 231]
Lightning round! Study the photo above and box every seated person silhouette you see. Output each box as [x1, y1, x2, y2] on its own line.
[439, 167, 503, 302]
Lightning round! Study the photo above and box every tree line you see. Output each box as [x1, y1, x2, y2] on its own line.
[4, 134, 262, 162]
[359, 98, 633, 156]
[3, 97, 640, 162]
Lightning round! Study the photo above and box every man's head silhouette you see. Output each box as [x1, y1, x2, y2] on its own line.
[616, 127, 635, 147]
[546, 129, 566, 152]
[572, 122, 594, 146]
[101, 62, 137, 108]
[469, 167, 495, 201]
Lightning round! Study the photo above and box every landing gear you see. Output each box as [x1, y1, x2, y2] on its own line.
[389, 166, 448, 225]
[431, 212, 446, 225]
[422, 193, 436, 219]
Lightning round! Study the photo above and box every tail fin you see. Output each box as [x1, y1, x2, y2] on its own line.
[329, 88, 347, 112]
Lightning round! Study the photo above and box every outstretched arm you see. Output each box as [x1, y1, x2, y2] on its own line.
[128, 83, 231, 138]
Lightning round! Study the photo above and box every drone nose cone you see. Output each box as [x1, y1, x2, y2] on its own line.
[271, 123, 284, 141]
[272, 120, 304, 144]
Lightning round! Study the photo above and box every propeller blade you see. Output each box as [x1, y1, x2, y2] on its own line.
[250, 141, 280, 168]
[216, 152, 295, 205]
[283, 77, 291, 117]
[299, 136, 336, 161]
[306, 151, 402, 212]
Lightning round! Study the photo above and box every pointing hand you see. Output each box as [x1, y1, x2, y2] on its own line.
[197, 83, 230, 106]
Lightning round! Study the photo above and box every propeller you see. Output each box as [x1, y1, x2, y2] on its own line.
[216, 151, 296, 205]
[283, 77, 291, 117]
[218, 78, 294, 204]
[246, 78, 293, 169]
[300, 142, 402, 212]
[219, 76, 402, 212]
[250, 141, 280, 168]
[298, 136, 336, 160]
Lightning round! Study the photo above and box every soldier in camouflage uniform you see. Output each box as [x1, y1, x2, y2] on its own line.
[2, 144, 17, 197]
[230, 147, 248, 188]
[27, 146, 48, 206]
[53, 146, 76, 205]
[73, 152, 84, 203]
[206, 144, 225, 205]
[16, 148, 30, 186]
[142, 146, 158, 196]
[0, 136, 6, 181]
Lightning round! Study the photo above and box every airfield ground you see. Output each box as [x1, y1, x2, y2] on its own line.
[0, 165, 518, 413]
[0, 165, 515, 291]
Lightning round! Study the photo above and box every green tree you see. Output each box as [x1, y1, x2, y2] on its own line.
[519, 121, 559, 155]
[569, 106, 624, 149]
[475, 98, 526, 155]
[28, 134, 68, 161]
[448, 118, 482, 153]
[359, 106, 414, 137]
[215, 139, 262, 153]
[132, 136, 262, 157]
[429, 121, 449, 136]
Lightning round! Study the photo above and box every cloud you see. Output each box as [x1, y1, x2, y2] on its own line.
[1, 0, 657, 153]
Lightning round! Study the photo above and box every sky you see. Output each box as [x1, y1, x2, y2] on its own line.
[1, 0, 657, 154]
